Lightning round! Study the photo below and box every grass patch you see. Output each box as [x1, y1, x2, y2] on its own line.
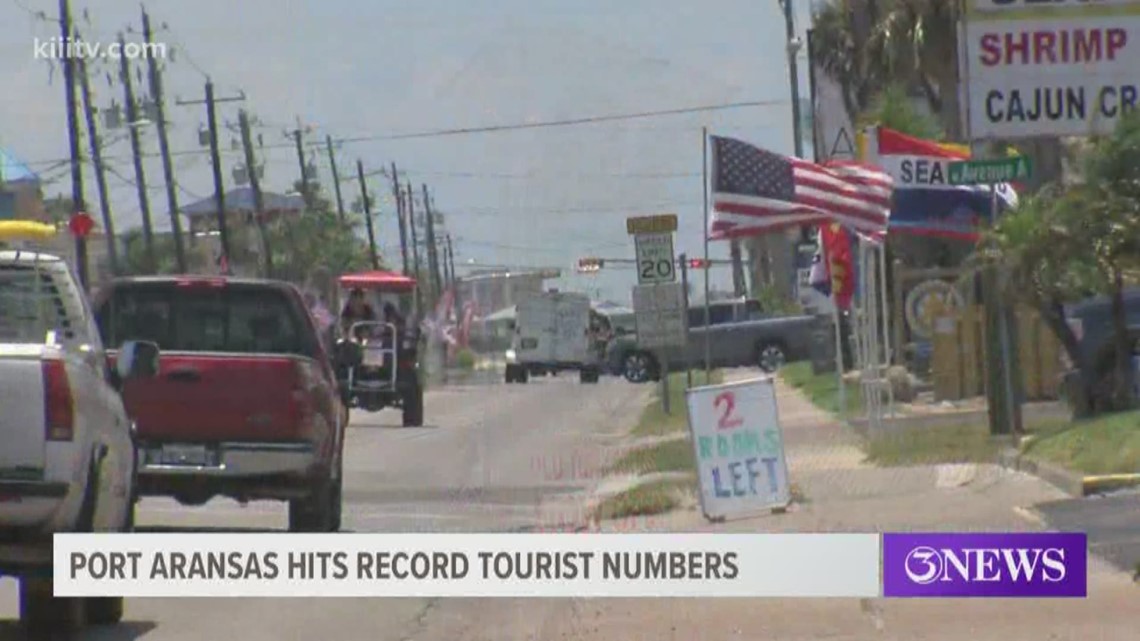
[593, 477, 693, 521]
[609, 437, 696, 475]
[631, 370, 724, 437]
[863, 423, 1007, 467]
[780, 362, 864, 417]
[1022, 410, 1140, 475]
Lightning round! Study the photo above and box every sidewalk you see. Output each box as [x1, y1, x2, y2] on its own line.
[569, 372, 1136, 640]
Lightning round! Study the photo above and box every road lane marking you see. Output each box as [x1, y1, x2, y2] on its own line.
[1013, 505, 1046, 527]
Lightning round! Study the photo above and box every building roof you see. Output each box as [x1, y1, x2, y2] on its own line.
[0, 148, 39, 184]
[181, 187, 304, 217]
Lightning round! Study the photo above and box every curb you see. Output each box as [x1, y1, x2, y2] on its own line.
[998, 448, 1140, 497]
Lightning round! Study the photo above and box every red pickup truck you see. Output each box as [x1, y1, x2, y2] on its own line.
[93, 276, 346, 532]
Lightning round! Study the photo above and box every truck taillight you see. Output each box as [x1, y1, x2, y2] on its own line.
[289, 361, 316, 426]
[42, 359, 74, 441]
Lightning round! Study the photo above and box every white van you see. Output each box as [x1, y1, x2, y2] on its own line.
[505, 291, 602, 384]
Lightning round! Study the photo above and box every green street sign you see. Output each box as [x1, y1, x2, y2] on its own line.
[947, 157, 1033, 186]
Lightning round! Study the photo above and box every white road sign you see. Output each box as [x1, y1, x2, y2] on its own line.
[685, 376, 791, 520]
[632, 282, 687, 348]
[962, 6, 1140, 139]
[634, 232, 676, 285]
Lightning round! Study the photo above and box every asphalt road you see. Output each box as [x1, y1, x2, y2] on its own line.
[1034, 489, 1140, 576]
[0, 372, 650, 640]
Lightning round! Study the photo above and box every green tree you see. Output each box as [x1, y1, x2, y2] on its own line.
[265, 208, 376, 284]
[985, 110, 1140, 416]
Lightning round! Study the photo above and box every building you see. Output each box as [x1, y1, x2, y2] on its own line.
[457, 268, 561, 318]
[0, 148, 47, 221]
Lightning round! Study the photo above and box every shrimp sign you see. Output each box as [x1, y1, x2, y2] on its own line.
[685, 376, 791, 521]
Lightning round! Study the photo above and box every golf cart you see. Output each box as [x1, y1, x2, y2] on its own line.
[330, 270, 425, 427]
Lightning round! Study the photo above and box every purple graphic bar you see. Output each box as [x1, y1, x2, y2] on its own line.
[882, 532, 1087, 598]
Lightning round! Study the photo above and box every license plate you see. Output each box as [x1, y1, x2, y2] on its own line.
[362, 347, 386, 367]
[159, 444, 209, 466]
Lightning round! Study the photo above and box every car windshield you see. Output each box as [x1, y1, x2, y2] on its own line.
[97, 284, 311, 356]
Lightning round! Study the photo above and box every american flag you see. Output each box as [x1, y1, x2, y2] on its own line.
[708, 136, 893, 239]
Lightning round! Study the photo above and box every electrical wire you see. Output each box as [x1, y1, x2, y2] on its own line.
[23, 99, 783, 168]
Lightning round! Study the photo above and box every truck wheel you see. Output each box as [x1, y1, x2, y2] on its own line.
[402, 380, 424, 427]
[757, 342, 787, 373]
[20, 577, 86, 633]
[622, 352, 654, 383]
[504, 364, 517, 383]
[87, 596, 125, 625]
[289, 464, 343, 532]
[579, 368, 599, 384]
[518, 368, 529, 384]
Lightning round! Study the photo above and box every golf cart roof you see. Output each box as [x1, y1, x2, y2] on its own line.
[338, 270, 417, 293]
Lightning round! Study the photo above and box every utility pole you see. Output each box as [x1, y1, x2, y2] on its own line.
[238, 109, 272, 276]
[446, 233, 461, 318]
[59, 0, 87, 289]
[118, 32, 156, 273]
[406, 183, 423, 311]
[391, 163, 410, 275]
[422, 184, 443, 301]
[356, 160, 379, 270]
[142, 6, 188, 271]
[326, 135, 345, 221]
[76, 51, 118, 275]
[178, 82, 244, 272]
[292, 125, 309, 209]
[780, 0, 810, 245]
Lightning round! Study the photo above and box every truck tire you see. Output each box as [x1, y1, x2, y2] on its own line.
[289, 462, 343, 532]
[517, 367, 529, 384]
[20, 577, 85, 633]
[757, 341, 787, 373]
[622, 352, 655, 384]
[504, 364, 518, 383]
[402, 379, 424, 427]
[87, 596, 125, 625]
[579, 368, 599, 384]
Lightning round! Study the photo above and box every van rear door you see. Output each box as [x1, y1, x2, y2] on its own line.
[515, 296, 558, 363]
[96, 280, 321, 442]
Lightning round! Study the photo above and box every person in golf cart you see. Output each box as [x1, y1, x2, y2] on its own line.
[340, 287, 378, 341]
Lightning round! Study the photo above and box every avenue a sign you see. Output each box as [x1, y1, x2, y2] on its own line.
[962, 1, 1140, 139]
[947, 157, 1033, 185]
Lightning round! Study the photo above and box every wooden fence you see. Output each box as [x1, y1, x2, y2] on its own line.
[931, 305, 1063, 402]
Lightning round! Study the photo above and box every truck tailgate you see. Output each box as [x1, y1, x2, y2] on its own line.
[119, 353, 301, 442]
[0, 344, 46, 474]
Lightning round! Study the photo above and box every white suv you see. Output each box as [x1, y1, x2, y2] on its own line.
[0, 250, 159, 633]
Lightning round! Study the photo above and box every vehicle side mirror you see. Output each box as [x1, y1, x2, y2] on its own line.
[117, 340, 160, 380]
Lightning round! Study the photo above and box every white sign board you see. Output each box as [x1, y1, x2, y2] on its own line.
[963, 4, 1140, 138]
[685, 377, 791, 520]
[634, 232, 676, 285]
[632, 282, 687, 348]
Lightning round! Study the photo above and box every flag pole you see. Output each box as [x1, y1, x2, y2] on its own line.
[702, 126, 712, 378]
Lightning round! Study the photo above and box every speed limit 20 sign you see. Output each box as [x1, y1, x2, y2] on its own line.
[634, 232, 676, 285]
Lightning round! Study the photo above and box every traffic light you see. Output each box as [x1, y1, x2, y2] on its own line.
[577, 257, 604, 273]
[688, 258, 710, 269]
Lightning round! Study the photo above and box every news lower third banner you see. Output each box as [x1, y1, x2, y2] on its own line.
[52, 532, 1087, 598]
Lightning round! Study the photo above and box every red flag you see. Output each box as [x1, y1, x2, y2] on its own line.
[821, 223, 854, 310]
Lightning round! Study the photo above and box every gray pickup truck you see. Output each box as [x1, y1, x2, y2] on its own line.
[604, 298, 815, 383]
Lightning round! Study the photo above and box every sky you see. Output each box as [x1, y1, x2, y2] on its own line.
[0, 0, 815, 303]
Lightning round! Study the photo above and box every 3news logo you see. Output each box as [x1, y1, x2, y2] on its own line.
[882, 533, 1087, 597]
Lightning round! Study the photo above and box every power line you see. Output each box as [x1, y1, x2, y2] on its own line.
[332, 100, 784, 143]
[23, 99, 783, 168]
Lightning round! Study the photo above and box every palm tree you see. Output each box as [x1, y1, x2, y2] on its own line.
[811, 0, 962, 140]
